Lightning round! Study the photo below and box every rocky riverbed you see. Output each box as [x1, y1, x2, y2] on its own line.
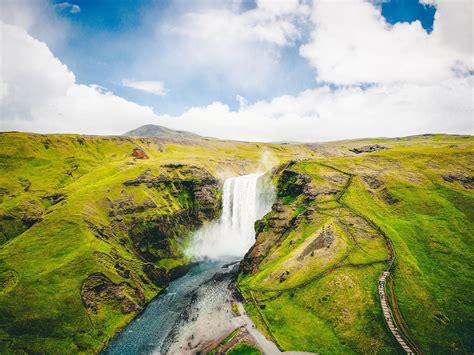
[103, 259, 240, 354]
[163, 261, 240, 353]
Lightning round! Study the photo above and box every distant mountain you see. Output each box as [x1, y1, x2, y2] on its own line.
[124, 124, 202, 139]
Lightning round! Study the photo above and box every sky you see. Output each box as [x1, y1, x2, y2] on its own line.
[0, 0, 473, 142]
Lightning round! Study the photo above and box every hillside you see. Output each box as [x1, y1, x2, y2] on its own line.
[0, 133, 472, 353]
[124, 124, 203, 140]
[238, 135, 474, 353]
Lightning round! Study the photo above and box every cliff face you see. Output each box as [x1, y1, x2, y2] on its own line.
[240, 161, 344, 275]
[117, 164, 221, 263]
[240, 165, 304, 275]
[79, 164, 222, 333]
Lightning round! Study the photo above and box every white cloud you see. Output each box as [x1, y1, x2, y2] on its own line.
[0, 22, 156, 135]
[426, 0, 473, 56]
[1, 22, 74, 121]
[300, 0, 473, 85]
[122, 79, 167, 96]
[0, 0, 71, 49]
[172, 0, 310, 47]
[155, 78, 473, 142]
[71, 5, 80, 14]
[236, 95, 248, 107]
[155, 0, 311, 92]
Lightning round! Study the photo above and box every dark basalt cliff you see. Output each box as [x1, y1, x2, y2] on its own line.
[240, 163, 315, 275]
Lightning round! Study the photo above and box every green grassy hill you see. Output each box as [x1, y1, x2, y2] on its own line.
[0, 132, 472, 353]
[0, 132, 310, 353]
[238, 135, 474, 354]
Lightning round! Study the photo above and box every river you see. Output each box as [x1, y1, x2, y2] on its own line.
[104, 173, 273, 354]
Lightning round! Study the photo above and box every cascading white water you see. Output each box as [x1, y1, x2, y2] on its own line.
[187, 173, 274, 259]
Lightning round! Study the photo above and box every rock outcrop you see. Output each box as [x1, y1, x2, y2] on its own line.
[379, 188, 400, 205]
[442, 174, 474, 189]
[362, 175, 384, 189]
[297, 226, 335, 261]
[350, 144, 387, 154]
[81, 273, 145, 316]
[122, 165, 221, 221]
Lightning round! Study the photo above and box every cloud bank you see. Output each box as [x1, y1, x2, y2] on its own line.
[153, 0, 311, 94]
[300, 0, 473, 85]
[1, 23, 156, 135]
[0, 0, 472, 141]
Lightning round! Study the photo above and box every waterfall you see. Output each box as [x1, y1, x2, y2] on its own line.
[187, 173, 274, 259]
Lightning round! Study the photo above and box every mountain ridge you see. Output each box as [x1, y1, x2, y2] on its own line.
[124, 124, 203, 139]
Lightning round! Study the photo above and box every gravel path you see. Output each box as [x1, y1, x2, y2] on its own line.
[379, 272, 414, 354]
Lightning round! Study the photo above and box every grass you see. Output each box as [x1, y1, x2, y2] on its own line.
[227, 343, 261, 355]
[0, 132, 472, 353]
[341, 167, 474, 352]
[232, 302, 240, 316]
[239, 135, 474, 354]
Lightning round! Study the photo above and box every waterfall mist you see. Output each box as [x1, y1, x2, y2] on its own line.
[186, 173, 275, 260]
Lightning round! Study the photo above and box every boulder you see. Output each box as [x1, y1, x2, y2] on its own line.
[362, 175, 384, 189]
[380, 188, 400, 205]
[132, 147, 149, 159]
[442, 174, 474, 189]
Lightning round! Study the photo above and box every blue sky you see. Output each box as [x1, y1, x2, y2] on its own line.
[1, 0, 472, 140]
[50, 0, 315, 113]
[382, 0, 435, 32]
[48, 0, 436, 114]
